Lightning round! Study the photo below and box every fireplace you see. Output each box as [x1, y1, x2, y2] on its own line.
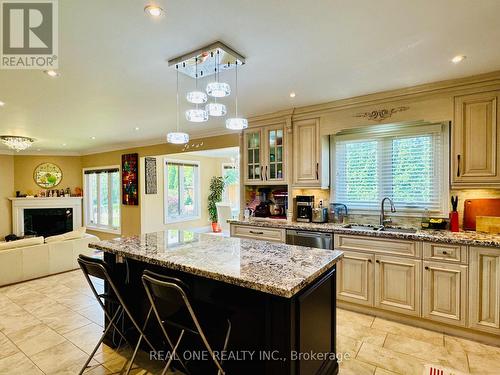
[10, 197, 82, 237]
[23, 208, 73, 238]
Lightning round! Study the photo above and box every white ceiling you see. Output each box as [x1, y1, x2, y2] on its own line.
[1, 0, 500, 154]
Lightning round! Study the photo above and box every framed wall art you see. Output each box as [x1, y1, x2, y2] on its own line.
[145, 157, 157, 194]
[122, 153, 139, 205]
[33, 162, 63, 188]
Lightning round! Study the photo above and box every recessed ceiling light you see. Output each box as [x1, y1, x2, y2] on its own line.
[144, 5, 164, 17]
[37, 149, 41, 151]
[451, 55, 466, 64]
[90, 136, 96, 140]
[135, 127, 140, 131]
[289, 92, 296, 98]
[62, 143, 67, 146]
[44, 70, 60, 77]
[0, 101, 5, 106]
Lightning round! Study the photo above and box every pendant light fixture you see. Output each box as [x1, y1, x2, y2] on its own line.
[186, 57, 209, 122]
[167, 67, 189, 144]
[225, 61, 248, 130]
[186, 57, 207, 104]
[206, 49, 231, 98]
[206, 50, 227, 117]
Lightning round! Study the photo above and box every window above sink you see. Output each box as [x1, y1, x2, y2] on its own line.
[332, 122, 449, 216]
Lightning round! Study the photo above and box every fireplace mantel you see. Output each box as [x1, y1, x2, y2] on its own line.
[10, 197, 83, 236]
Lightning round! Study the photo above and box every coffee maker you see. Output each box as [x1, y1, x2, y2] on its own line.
[296, 195, 314, 222]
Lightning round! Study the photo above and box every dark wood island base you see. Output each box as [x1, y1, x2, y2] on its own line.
[91, 232, 343, 375]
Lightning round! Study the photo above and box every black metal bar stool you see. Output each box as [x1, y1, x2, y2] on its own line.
[77, 254, 158, 374]
[135, 270, 232, 375]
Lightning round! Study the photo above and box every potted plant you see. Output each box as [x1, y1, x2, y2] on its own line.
[208, 176, 225, 232]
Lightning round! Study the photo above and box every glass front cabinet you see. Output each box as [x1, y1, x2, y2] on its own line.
[243, 123, 287, 184]
[244, 129, 263, 183]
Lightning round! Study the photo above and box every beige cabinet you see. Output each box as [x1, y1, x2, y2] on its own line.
[422, 261, 468, 326]
[243, 124, 287, 185]
[230, 224, 285, 243]
[243, 128, 263, 184]
[292, 118, 329, 188]
[468, 246, 500, 335]
[263, 124, 286, 183]
[337, 251, 374, 306]
[452, 91, 500, 187]
[374, 255, 421, 317]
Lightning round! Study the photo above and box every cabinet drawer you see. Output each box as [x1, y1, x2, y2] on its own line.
[335, 234, 421, 258]
[230, 225, 285, 243]
[423, 242, 467, 264]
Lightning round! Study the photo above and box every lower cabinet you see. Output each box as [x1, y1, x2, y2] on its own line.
[374, 255, 422, 317]
[337, 251, 374, 306]
[422, 261, 468, 326]
[468, 246, 500, 335]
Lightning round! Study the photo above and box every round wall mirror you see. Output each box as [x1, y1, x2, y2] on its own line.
[34, 162, 63, 188]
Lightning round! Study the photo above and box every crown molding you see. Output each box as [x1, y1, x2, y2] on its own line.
[292, 69, 500, 119]
[244, 70, 500, 124]
[80, 127, 237, 156]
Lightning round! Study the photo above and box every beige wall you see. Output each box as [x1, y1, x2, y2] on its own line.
[141, 153, 231, 233]
[81, 134, 240, 237]
[0, 154, 14, 238]
[13, 155, 82, 195]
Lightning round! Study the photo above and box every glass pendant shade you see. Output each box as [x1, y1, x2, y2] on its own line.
[185, 108, 208, 122]
[167, 132, 189, 144]
[206, 82, 231, 98]
[206, 102, 227, 117]
[225, 117, 248, 130]
[186, 91, 207, 104]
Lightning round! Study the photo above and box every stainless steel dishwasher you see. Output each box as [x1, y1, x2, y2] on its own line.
[285, 229, 334, 250]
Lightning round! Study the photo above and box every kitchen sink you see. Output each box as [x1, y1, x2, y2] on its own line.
[345, 225, 418, 234]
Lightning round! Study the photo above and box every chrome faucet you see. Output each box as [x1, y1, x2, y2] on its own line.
[380, 197, 396, 226]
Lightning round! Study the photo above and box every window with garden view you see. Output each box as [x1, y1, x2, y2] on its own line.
[335, 123, 448, 213]
[165, 160, 200, 222]
[84, 167, 121, 232]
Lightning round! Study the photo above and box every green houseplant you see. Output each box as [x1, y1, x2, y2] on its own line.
[208, 176, 225, 232]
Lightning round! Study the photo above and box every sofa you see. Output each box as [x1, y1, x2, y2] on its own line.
[0, 233, 100, 287]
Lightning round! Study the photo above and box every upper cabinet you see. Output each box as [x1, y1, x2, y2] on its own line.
[243, 122, 288, 185]
[243, 129, 263, 184]
[264, 125, 286, 183]
[452, 90, 500, 188]
[292, 118, 330, 188]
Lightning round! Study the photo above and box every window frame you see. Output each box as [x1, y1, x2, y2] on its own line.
[330, 123, 450, 217]
[164, 158, 201, 224]
[221, 162, 240, 210]
[82, 165, 121, 234]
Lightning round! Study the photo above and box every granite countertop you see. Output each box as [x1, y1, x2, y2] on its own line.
[89, 230, 343, 298]
[230, 220, 500, 248]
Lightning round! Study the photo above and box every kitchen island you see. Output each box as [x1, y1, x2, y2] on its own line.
[90, 230, 343, 375]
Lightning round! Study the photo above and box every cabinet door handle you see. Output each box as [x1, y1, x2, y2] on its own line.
[316, 163, 319, 180]
[265, 165, 268, 180]
[367, 259, 372, 263]
[375, 260, 380, 264]
[249, 230, 264, 235]
[442, 251, 448, 255]
[425, 266, 430, 270]
[457, 154, 461, 177]
[260, 166, 263, 181]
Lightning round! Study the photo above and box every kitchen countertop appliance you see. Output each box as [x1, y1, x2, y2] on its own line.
[312, 200, 329, 223]
[286, 229, 333, 250]
[296, 195, 314, 222]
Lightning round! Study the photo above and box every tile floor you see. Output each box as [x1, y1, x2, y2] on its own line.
[1, 270, 499, 375]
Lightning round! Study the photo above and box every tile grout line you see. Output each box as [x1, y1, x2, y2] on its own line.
[1, 330, 48, 375]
